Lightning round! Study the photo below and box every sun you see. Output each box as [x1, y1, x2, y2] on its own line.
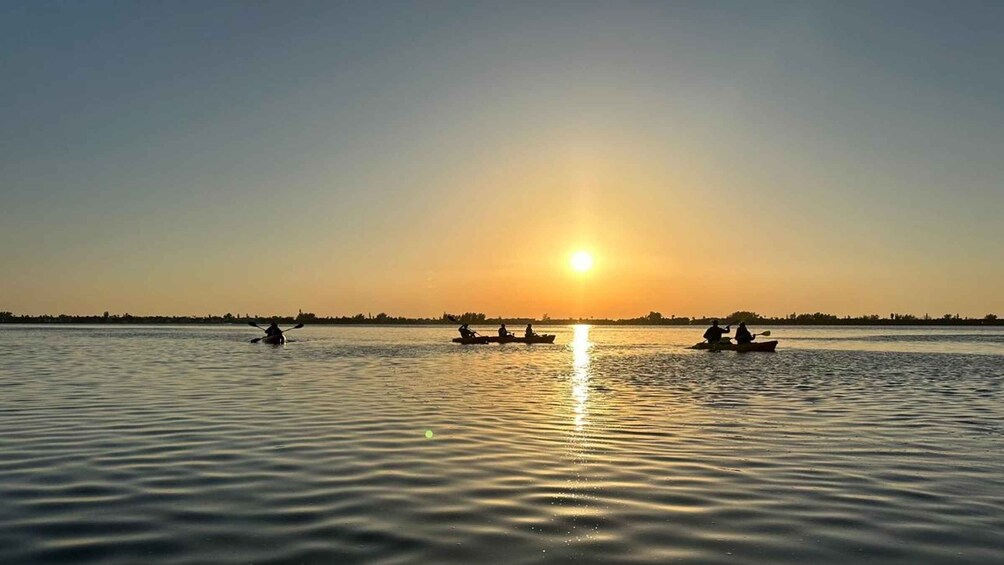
[570, 251, 594, 273]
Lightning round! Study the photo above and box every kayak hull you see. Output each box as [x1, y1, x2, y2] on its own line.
[261, 334, 285, 345]
[690, 340, 777, 352]
[453, 335, 556, 345]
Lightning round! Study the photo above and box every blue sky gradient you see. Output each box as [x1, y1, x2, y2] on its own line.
[2, 1, 1002, 316]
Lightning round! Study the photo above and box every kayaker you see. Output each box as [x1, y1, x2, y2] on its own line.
[734, 322, 754, 344]
[458, 324, 476, 339]
[265, 321, 283, 338]
[524, 324, 537, 338]
[703, 320, 730, 344]
[498, 324, 513, 338]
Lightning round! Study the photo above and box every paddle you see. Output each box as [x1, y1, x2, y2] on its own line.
[722, 323, 770, 338]
[730, 329, 771, 342]
[250, 323, 304, 343]
[447, 315, 481, 337]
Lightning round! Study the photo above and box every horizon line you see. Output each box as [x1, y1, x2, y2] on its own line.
[2, 310, 999, 323]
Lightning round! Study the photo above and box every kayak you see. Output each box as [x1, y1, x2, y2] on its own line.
[453, 334, 556, 345]
[261, 334, 285, 345]
[690, 340, 777, 352]
[453, 334, 556, 344]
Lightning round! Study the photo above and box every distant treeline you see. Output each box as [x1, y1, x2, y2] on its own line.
[1, 310, 1001, 326]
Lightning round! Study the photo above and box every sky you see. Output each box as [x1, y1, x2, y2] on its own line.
[2, 1, 1002, 318]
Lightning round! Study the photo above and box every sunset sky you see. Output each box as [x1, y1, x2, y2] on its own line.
[2, 1, 1002, 318]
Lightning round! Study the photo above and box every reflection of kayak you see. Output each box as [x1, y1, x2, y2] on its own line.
[453, 335, 556, 345]
[690, 340, 777, 352]
[261, 334, 285, 345]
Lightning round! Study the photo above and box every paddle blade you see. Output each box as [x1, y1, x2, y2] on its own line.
[760, 330, 771, 337]
[247, 321, 259, 327]
[290, 324, 304, 330]
[250, 337, 262, 343]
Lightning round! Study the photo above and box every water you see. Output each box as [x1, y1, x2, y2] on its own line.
[1, 325, 1002, 564]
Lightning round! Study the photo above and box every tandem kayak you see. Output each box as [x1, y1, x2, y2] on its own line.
[690, 340, 777, 352]
[260, 334, 285, 345]
[453, 334, 557, 345]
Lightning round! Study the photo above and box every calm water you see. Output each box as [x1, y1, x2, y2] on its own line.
[1, 325, 1002, 564]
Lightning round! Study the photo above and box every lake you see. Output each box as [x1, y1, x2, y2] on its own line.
[1, 325, 1002, 564]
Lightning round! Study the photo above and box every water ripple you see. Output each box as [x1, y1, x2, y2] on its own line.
[0, 325, 1001, 564]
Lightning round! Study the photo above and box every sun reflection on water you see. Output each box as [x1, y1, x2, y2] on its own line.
[571, 324, 591, 431]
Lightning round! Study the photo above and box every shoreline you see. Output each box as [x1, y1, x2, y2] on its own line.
[2, 321, 1002, 327]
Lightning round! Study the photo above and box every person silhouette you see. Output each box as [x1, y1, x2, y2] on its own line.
[734, 322, 754, 344]
[265, 321, 283, 338]
[703, 320, 730, 344]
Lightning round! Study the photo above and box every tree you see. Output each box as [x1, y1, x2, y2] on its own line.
[726, 311, 763, 323]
